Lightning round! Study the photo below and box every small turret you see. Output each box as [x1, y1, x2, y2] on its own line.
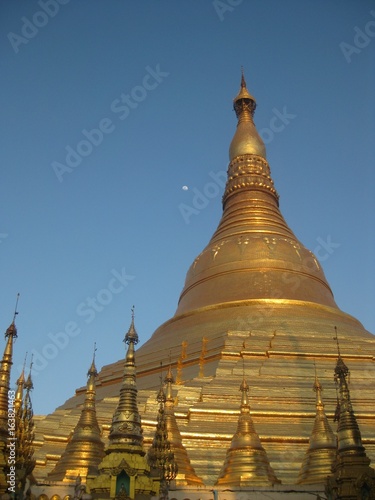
[216, 376, 280, 487]
[326, 329, 375, 498]
[297, 367, 336, 484]
[48, 345, 105, 481]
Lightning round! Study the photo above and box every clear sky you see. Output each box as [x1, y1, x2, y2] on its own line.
[1, 1, 374, 416]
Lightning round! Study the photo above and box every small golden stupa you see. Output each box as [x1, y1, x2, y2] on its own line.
[47, 350, 105, 482]
[297, 371, 336, 484]
[32, 73, 375, 489]
[215, 377, 280, 486]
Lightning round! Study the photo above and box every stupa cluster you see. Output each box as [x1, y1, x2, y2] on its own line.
[1, 75, 374, 499]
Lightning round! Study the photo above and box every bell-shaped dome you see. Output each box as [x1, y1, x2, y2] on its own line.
[176, 75, 336, 316]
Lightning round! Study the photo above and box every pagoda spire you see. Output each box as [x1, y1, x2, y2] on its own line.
[147, 368, 178, 498]
[88, 310, 159, 499]
[215, 376, 280, 487]
[14, 357, 36, 496]
[297, 367, 336, 484]
[0, 294, 19, 494]
[229, 70, 266, 160]
[48, 345, 105, 481]
[326, 330, 375, 498]
[108, 306, 143, 450]
[161, 365, 203, 486]
[14, 353, 27, 413]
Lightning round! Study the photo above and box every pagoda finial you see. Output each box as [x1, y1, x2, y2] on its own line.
[233, 70, 256, 119]
[333, 326, 341, 357]
[24, 354, 34, 391]
[239, 377, 250, 408]
[240, 66, 246, 88]
[227, 70, 268, 169]
[5, 293, 20, 340]
[124, 305, 138, 345]
[15, 352, 27, 412]
[164, 364, 174, 403]
[313, 360, 324, 410]
[88, 342, 98, 378]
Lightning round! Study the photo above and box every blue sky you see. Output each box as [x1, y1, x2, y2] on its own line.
[1, 1, 374, 415]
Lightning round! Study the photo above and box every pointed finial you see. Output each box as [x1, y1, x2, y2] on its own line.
[88, 343, 98, 377]
[124, 306, 139, 345]
[157, 362, 166, 403]
[333, 327, 350, 382]
[5, 293, 20, 339]
[240, 377, 250, 407]
[24, 354, 34, 391]
[333, 326, 340, 357]
[240, 66, 246, 88]
[165, 364, 174, 385]
[13, 293, 20, 323]
[23, 351, 28, 372]
[313, 361, 324, 410]
[233, 69, 256, 116]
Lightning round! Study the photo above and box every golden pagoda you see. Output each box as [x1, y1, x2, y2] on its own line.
[87, 311, 159, 499]
[33, 73, 375, 489]
[215, 377, 280, 487]
[47, 349, 105, 482]
[297, 370, 336, 484]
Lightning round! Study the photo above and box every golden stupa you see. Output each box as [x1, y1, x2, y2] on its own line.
[33, 74, 375, 488]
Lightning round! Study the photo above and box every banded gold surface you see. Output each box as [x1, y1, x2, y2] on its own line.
[32, 76, 375, 489]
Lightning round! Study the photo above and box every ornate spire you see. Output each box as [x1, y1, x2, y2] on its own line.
[108, 308, 143, 450]
[0, 294, 20, 494]
[162, 365, 204, 486]
[14, 357, 36, 496]
[48, 346, 105, 481]
[297, 368, 336, 484]
[326, 329, 375, 498]
[215, 377, 280, 487]
[147, 370, 178, 497]
[88, 316, 159, 499]
[14, 353, 27, 413]
[229, 70, 266, 161]
[333, 330, 365, 456]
